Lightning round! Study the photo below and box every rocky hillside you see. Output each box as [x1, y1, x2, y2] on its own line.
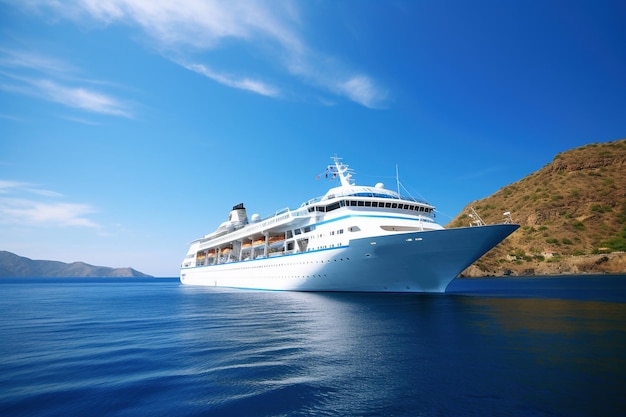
[447, 139, 626, 276]
[0, 251, 152, 278]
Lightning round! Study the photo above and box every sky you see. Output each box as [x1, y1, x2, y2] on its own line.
[1, 0, 625, 277]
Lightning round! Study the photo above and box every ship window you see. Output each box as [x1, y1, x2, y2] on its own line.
[286, 230, 293, 238]
[326, 202, 340, 212]
[350, 201, 357, 206]
[392, 203, 398, 208]
[385, 202, 391, 208]
[294, 229, 301, 235]
[358, 201, 364, 206]
[365, 201, 371, 207]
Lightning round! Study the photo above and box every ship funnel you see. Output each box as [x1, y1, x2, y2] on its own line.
[228, 203, 249, 224]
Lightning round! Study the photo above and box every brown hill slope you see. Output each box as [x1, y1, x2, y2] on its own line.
[447, 139, 626, 276]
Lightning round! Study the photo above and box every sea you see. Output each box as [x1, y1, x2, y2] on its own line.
[1, 276, 625, 417]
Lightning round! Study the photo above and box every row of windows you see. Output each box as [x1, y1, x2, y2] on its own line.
[308, 199, 432, 213]
[204, 257, 352, 271]
[289, 225, 314, 238]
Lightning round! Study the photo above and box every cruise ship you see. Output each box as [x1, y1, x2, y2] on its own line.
[180, 157, 519, 292]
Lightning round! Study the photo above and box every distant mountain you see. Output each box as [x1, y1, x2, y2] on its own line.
[447, 138, 626, 276]
[0, 251, 152, 278]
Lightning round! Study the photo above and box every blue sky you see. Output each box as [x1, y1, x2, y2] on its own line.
[1, 0, 625, 276]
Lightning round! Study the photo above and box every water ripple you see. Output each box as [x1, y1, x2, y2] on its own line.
[1, 278, 625, 416]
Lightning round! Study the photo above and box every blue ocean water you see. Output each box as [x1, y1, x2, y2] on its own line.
[1, 276, 625, 416]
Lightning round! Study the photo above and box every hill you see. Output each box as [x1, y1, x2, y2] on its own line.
[446, 139, 626, 276]
[0, 251, 152, 278]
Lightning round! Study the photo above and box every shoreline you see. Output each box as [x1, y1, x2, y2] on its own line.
[460, 252, 626, 277]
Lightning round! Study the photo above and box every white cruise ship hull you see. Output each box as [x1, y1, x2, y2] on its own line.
[180, 224, 518, 293]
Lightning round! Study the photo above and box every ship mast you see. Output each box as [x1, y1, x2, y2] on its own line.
[396, 164, 400, 196]
[330, 156, 354, 187]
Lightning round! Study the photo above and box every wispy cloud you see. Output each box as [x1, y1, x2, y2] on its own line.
[182, 63, 279, 97]
[19, 0, 387, 108]
[0, 48, 134, 118]
[336, 76, 388, 110]
[0, 180, 31, 193]
[0, 180, 60, 196]
[0, 47, 77, 75]
[0, 181, 100, 228]
[35, 79, 134, 117]
[1, 199, 99, 228]
[0, 113, 27, 122]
